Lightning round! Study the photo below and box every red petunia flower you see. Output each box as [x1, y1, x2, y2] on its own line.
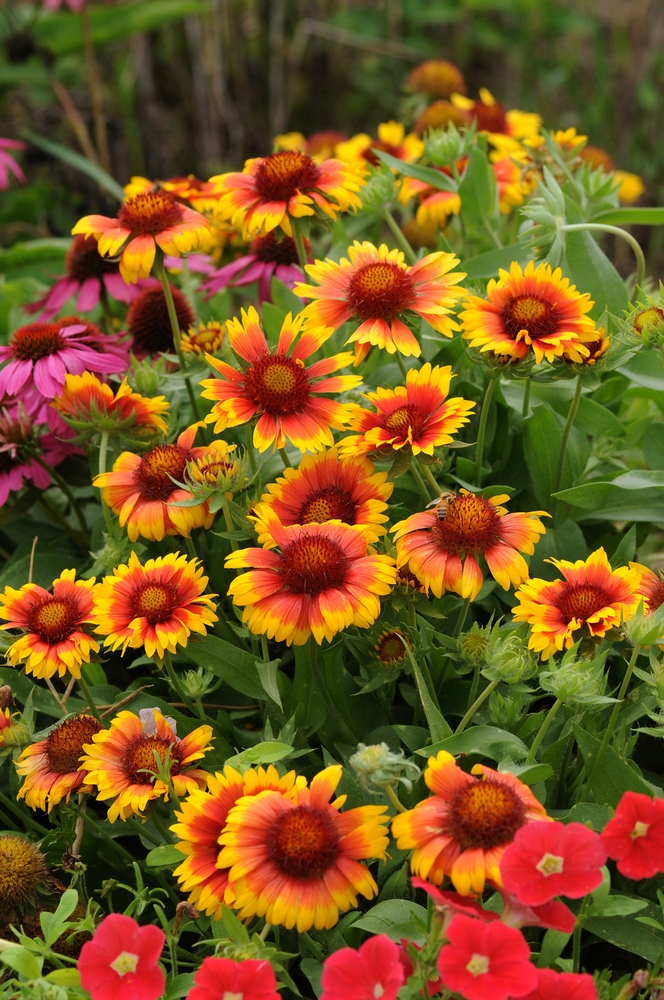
[186, 957, 280, 1000]
[78, 913, 165, 1000]
[500, 821, 606, 906]
[517, 968, 597, 1000]
[437, 915, 537, 1000]
[412, 876, 498, 925]
[600, 790, 664, 880]
[321, 934, 405, 1000]
[498, 891, 575, 934]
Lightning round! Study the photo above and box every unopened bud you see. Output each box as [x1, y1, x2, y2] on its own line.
[360, 164, 396, 209]
[483, 631, 537, 685]
[459, 623, 490, 664]
[181, 668, 216, 701]
[624, 598, 664, 647]
[350, 742, 421, 794]
[540, 651, 613, 707]
[129, 355, 167, 396]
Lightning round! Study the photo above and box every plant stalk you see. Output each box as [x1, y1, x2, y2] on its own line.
[526, 698, 563, 764]
[154, 256, 201, 420]
[98, 429, 115, 534]
[79, 3, 111, 174]
[382, 206, 417, 264]
[456, 678, 500, 734]
[474, 376, 497, 487]
[32, 454, 89, 539]
[308, 638, 358, 744]
[291, 220, 309, 270]
[563, 223, 645, 300]
[553, 375, 582, 497]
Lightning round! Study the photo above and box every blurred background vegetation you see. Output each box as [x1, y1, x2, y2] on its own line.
[1, 0, 664, 263]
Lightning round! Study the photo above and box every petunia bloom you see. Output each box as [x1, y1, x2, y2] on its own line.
[438, 914, 537, 1000]
[339, 364, 475, 458]
[499, 821, 606, 906]
[16, 713, 102, 813]
[217, 764, 389, 932]
[187, 956, 281, 1000]
[200, 307, 360, 454]
[517, 968, 597, 1000]
[512, 548, 643, 658]
[321, 934, 405, 1000]
[295, 241, 467, 363]
[498, 891, 575, 934]
[392, 491, 548, 601]
[72, 190, 211, 283]
[600, 790, 664, 880]
[0, 138, 26, 189]
[201, 232, 305, 305]
[80, 708, 212, 822]
[392, 750, 550, 896]
[78, 913, 165, 1000]
[460, 261, 597, 365]
[226, 506, 397, 646]
[0, 569, 98, 680]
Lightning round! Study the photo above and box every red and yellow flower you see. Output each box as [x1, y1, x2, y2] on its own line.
[406, 60, 467, 99]
[392, 491, 548, 601]
[72, 191, 211, 283]
[512, 548, 643, 658]
[53, 372, 169, 437]
[295, 242, 467, 363]
[218, 764, 390, 931]
[0, 708, 14, 748]
[210, 150, 366, 239]
[0, 570, 98, 680]
[91, 551, 217, 660]
[339, 364, 475, 458]
[200, 307, 360, 453]
[80, 708, 212, 822]
[392, 750, 550, 896]
[492, 155, 536, 214]
[181, 321, 226, 356]
[226, 507, 397, 646]
[632, 562, 664, 619]
[16, 714, 102, 813]
[398, 174, 462, 229]
[95, 424, 217, 542]
[251, 447, 393, 545]
[335, 121, 423, 168]
[460, 261, 597, 365]
[170, 764, 304, 918]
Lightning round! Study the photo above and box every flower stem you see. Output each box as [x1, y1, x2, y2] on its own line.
[522, 377, 531, 418]
[300, 930, 326, 963]
[411, 461, 433, 504]
[382, 206, 417, 264]
[453, 597, 470, 638]
[418, 459, 441, 497]
[222, 498, 239, 551]
[245, 424, 257, 473]
[402, 639, 452, 743]
[474, 376, 497, 487]
[184, 534, 198, 562]
[160, 651, 199, 719]
[395, 351, 409, 380]
[291, 220, 309, 270]
[279, 447, 292, 469]
[154, 255, 201, 420]
[572, 895, 592, 973]
[77, 673, 102, 723]
[79, 3, 111, 174]
[563, 223, 645, 301]
[579, 644, 640, 802]
[553, 375, 582, 498]
[98, 429, 115, 534]
[32, 454, 89, 540]
[456, 678, 500, 734]
[382, 783, 407, 813]
[526, 698, 562, 763]
[308, 637, 358, 744]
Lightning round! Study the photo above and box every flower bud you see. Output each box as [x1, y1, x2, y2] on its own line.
[349, 742, 421, 794]
[360, 164, 396, 210]
[180, 668, 216, 701]
[128, 355, 167, 396]
[184, 441, 246, 511]
[540, 651, 614, 707]
[624, 598, 664, 647]
[424, 121, 474, 167]
[458, 622, 490, 664]
[482, 630, 538, 684]
[488, 689, 527, 730]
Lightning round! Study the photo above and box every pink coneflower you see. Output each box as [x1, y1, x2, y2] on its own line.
[0, 317, 129, 408]
[25, 236, 151, 321]
[202, 232, 306, 304]
[0, 403, 74, 506]
[43, 0, 84, 9]
[0, 139, 26, 189]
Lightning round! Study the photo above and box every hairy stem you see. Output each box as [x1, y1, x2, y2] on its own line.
[474, 377, 497, 487]
[456, 678, 500, 734]
[526, 698, 563, 764]
[154, 255, 201, 420]
[98, 429, 115, 534]
[383, 206, 417, 264]
[553, 375, 582, 498]
[563, 223, 645, 300]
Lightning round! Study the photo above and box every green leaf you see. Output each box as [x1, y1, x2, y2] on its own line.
[573, 724, 659, 806]
[352, 900, 428, 942]
[523, 405, 562, 506]
[145, 845, 184, 868]
[610, 525, 637, 568]
[185, 635, 267, 701]
[528, 519, 587, 580]
[372, 150, 457, 192]
[0, 238, 70, 270]
[224, 741, 294, 769]
[40, 888, 78, 946]
[612, 470, 664, 489]
[22, 131, 125, 202]
[551, 482, 615, 509]
[537, 929, 572, 968]
[498, 758, 553, 785]
[45, 969, 81, 987]
[576, 397, 625, 438]
[255, 659, 283, 709]
[164, 973, 196, 1000]
[458, 146, 497, 225]
[585, 904, 664, 961]
[592, 207, 664, 226]
[461, 244, 532, 280]
[418, 725, 529, 762]
[562, 229, 628, 319]
[596, 896, 648, 917]
[0, 946, 42, 980]
[622, 352, 664, 391]
[644, 423, 664, 469]
[567, 486, 664, 522]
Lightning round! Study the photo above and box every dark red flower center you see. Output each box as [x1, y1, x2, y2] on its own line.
[46, 714, 102, 773]
[299, 486, 358, 525]
[254, 151, 320, 203]
[431, 493, 502, 555]
[645, 578, 664, 613]
[250, 233, 301, 266]
[266, 804, 340, 879]
[375, 629, 410, 665]
[362, 140, 403, 167]
[131, 582, 179, 624]
[66, 234, 118, 281]
[382, 403, 427, 441]
[118, 191, 184, 235]
[136, 444, 188, 501]
[11, 322, 66, 361]
[634, 307, 664, 335]
[279, 535, 350, 595]
[347, 262, 416, 321]
[123, 734, 181, 784]
[502, 295, 559, 342]
[472, 101, 508, 134]
[446, 777, 527, 850]
[555, 584, 612, 624]
[128, 285, 195, 356]
[243, 354, 311, 416]
[28, 597, 80, 644]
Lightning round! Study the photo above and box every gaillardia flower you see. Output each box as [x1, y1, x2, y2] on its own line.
[218, 764, 389, 931]
[200, 307, 360, 453]
[460, 261, 597, 365]
[407, 59, 466, 98]
[210, 150, 365, 238]
[398, 173, 462, 229]
[72, 190, 211, 283]
[52, 372, 169, 441]
[251, 447, 393, 545]
[0, 835, 51, 915]
[339, 364, 475, 458]
[336, 121, 423, 168]
[170, 764, 303, 918]
[295, 242, 467, 363]
[92, 551, 217, 660]
[16, 713, 102, 812]
[392, 492, 548, 601]
[181, 321, 226, 357]
[512, 548, 642, 658]
[392, 750, 550, 895]
[95, 424, 217, 542]
[226, 507, 397, 646]
[0, 569, 98, 680]
[80, 708, 212, 822]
